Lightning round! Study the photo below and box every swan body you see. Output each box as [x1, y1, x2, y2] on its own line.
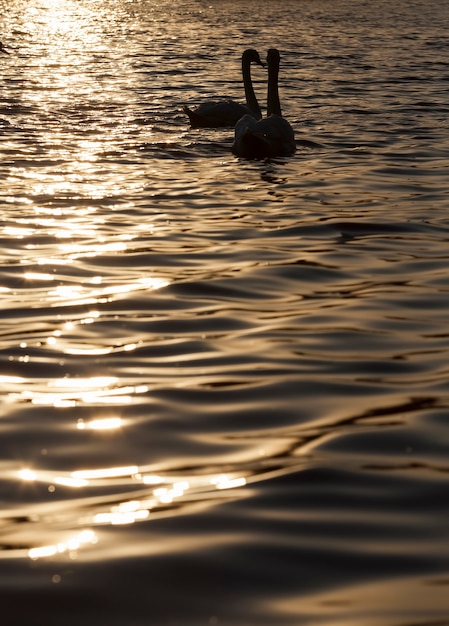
[232, 48, 296, 159]
[183, 49, 264, 128]
[184, 99, 252, 128]
[233, 113, 296, 159]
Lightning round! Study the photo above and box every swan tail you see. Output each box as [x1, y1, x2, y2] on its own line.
[182, 106, 211, 128]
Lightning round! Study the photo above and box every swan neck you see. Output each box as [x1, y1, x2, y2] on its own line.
[242, 56, 261, 119]
[267, 56, 281, 117]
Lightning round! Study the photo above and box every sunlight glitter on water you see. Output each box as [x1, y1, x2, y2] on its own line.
[44, 277, 169, 306]
[28, 529, 97, 560]
[71, 466, 139, 481]
[1, 0, 449, 622]
[76, 417, 122, 430]
[7, 377, 149, 407]
[17, 465, 248, 560]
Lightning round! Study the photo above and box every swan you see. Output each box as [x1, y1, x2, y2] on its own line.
[232, 48, 296, 159]
[183, 49, 264, 128]
[0, 41, 9, 55]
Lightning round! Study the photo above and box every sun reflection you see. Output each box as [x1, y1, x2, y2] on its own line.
[0, 376, 26, 384]
[58, 241, 127, 255]
[71, 466, 139, 481]
[17, 468, 88, 487]
[4, 227, 34, 238]
[28, 529, 97, 560]
[18, 468, 37, 482]
[24, 272, 55, 281]
[8, 377, 149, 408]
[53, 476, 88, 488]
[153, 481, 190, 504]
[76, 417, 122, 431]
[140, 474, 164, 485]
[41, 276, 169, 307]
[22, 0, 106, 57]
[18, 465, 249, 560]
[53, 377, 118, 388]
[211, 475, 247, 490]
[93, 509, 149, 526]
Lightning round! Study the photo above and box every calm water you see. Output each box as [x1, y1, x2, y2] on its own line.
[1, 0, 449, 624]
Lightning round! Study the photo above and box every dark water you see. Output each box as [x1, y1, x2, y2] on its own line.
[1, 0, 449, 624]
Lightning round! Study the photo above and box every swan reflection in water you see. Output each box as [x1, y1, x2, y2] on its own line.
[233, 48, 296, 159]
[183, 48, 265, 128]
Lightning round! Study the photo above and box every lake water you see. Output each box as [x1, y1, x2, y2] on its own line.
[1, 0, 449, 624]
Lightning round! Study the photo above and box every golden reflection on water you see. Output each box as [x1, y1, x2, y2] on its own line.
[76, 417, 122, 430]
[15, 463, 248, 561]
[16, 0, 119, 141]
[44, 277, 169, 308]
[28, 529, 97, 560]
[20, 270, 169, 310]
[12, 273, 168, 367]
[7, 374, 149, 407]
[22, 0, 106, 58]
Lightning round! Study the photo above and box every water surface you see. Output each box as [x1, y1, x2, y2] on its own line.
[1, 0, 449, 624]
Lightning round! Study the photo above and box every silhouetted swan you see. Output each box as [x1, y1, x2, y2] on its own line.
[232, 48, 296, 159]
[0, 41, 9, 55]
[183, 49, 264, 128]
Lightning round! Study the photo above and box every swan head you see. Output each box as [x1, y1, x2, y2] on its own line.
[243, 48, 265, 68]
[0, 41, 10, 55]
[267, 48, 280, 67]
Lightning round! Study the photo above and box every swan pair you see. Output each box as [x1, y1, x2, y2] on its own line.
[183, 48, 295, 159]
[232, 48, 296, 159]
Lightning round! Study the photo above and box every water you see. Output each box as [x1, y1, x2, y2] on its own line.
[1, 0, 449, 624]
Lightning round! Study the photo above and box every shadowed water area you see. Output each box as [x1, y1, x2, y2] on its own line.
[1, 0, 449, 624]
